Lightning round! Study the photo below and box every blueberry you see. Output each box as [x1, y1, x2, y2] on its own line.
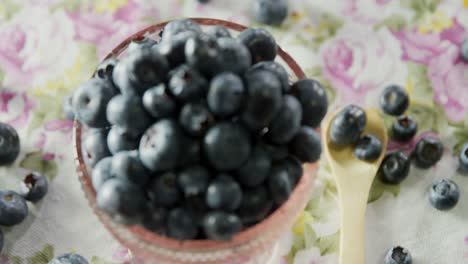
[0, 122, 20, 166]
[97, 178, 145, 218]
[380, 85, 409, 116]
[161, 19, 202, 42]
[252, 0, 288, 26]
[106, 94, 152, 133]
[237, 185, 273, 225]
[179, 103, 214, 136]
[95, 57, 118, 84]
[158, 30, 198, 67]
[72, 78, 116, 128]
[147, 172, 181, 207]
[91, 157, 115, 191]
[217, 37, 252, 74]
[184, 193, 209, 227]
[412, 136, 444, 169]
[289, 126, 322, 163]
[203, 211, 242, 241]
[178, 165, 211, 196]
[206, 175, 243, 211]
[329, 104, 367, 146]
[142, 206, 167, 235]
[0, 190, 28, 226]
[461, 38, 468, 62]
[19, 172, 48, 203]
[392, 115, 417, 142]
[48, 253, 89, 264]
[267, 95, 302, 144]
[185, 34, 221, 77]
[242, 70, 282, 131]
[278, 156, 304, 184]
[168, 65, 208, 102]
[291, 79, 328, 128]
[429, 179, 460, 211]
[197, 0, 210, 3]
[112, 151, 149, 186]
[178, 137, 201, 167]
[237, 145, 272, 187]
[458, 143, 468, 174]
[384, 246, 412, 264]
[127, 37, 158, 53]
[378, 152, 410, 184]
[208, 73, 245, 117]
[167, 207, 199, 240]
[238, 28, 277, 63]
[353, 134, 382, 162]
[63, 92, 75, 120]
[260, 142, 289, 161]
[203, 122, 252, 170]
[142, 84, 177, 119]
[83, 128, 111, 168]
[249, 61, 289, 93]
[106, 126, 140, 154]
[268, 163, 295, 206]
[206, 25, 231, 39]
[0, 229, 3, 254]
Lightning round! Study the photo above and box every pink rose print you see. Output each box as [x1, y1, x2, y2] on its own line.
[0, 90, 35, 128]
[112, 247, 146, 264]
[343, 0, 394, 24]
[34, 119, 74, 160]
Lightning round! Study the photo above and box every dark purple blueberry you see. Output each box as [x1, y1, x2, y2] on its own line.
[185, 34, 221, 77]
[112, 151, 149, 186]
[378, 152, 410, 184]
[83, 128, 111, 168]
[0, 122, 20, 166]
[268, 163, 295, 206]
[206, 175, 243, 211]
[392, 115, 418, 142]
[49, 254, 89, 264]
[19, 172, 48, 203]
[95, 57, 118, 84]
[142, 84, 177, 119]
[167, 207, 199, 240]
[106, 126, 140, 154]
[248, 61, 289, 93]
[0, 190, 28, 226]
[168, 65, 208, 102]
[147, 172, 181, 207]
[178, 165, 211, 196]
[217, 37, 252, 74]
[267, 95, 302, 144]
[238, 28, 277, 63]
[384, 246, 412, 264]
[329, 104, 367, 146]
[179, 103, 214, 136]
[106, 94, 152, 133]
[291, 79, 328, 128]
[158, 30, 198, 67]
[459, 143, 468, 174]
[429, 179, 460, 211]
[142, 206, 167, 235]
[237, 185, 273, 225]
[208, 73, 245, 117]
[380, 85, 409, 116]
[237, 145, 272, 187]
[203, 211, 242, 241]
[252, 0, 288, 26]
[91, 157, 115, 191]
[63, 92, 75, 120]
[412, 136, 444, 169]
[353, 134, 383, 162]
[289, 126, 321, 163]
[161, 19, 202, 42]
[97, 178, 146, 218]
[206, 25, 231, 39]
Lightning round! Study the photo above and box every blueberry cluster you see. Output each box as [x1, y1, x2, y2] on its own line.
[0, 122, 49, 254]
[71, 19, 327, 241]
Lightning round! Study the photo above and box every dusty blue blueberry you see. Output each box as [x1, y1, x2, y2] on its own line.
[0, 190, 28, 226]
[206, 175, 243, 211]
[19, 172, 48, 203]
[237, 145, 272, 187]
[248, 61, 289, 93]
[353, 134, 383, 162]
[97, 178, 146, 218]
[83, 128, 111, 168]
[217, 37, 252, 75]
[267, 95, 302, 144]
[329, 104, 366, 146]
[252, 0, 288, 26]
[461, 38, 468, 62]
[185, 34, 222, 77]
[147, 172, 181, 207]
[459, 143, 468, 174]
[289, 126, 322, 163]
[291, 78, 328, 128]
[412, 136, 444, 169]
[380, 85, 409, 116]
[167, 207, 198, 240]
[48, 253, 89, 264]
[238, 28, 277, 63]
[63, 92, 75, 120]
[95, 57, 118, 86]
[127, 37, 158, 54]
[392, 115, 417, 142]
[112, 151, 149, 186]
[158, 30, 198, 67]
[0, 122, 20, 166]
[142, 206, 167, 235]
[208, 73, 245, 117]
[203, 211, 242, 241]
[378, 152, 410, 184]
[142, 84, 177, 119]
[384, 246, 412, 264]
[178, 165, 211, 196]
[179, 103, 214, 136]
[91, 157, 115, 191]
[106, 94, 152, 133]
[237, 185, 272, 225]
[268, 163, 296, 206]
[429, 179, 460, 211]
[106, 126, 140, 154]
[168, 64, 208, 102]
[206, 25, 231, 39]
[161, 19, 202, 42]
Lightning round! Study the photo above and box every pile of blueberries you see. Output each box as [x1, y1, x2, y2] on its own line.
[0, 122, 49, 254]
[70, 19, 327, 241]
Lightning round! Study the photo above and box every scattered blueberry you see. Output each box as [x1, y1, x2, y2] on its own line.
[353, 134, 382, 162]
[0, 190, 28, 226]
[167, 207, 199, 240]
[208, 73, 245, 117]
[392, 115, 417, 142]
[91, 157, 115, 191]
[179, 103, 214, 136]
[203, 211, 242, 241]
[106, 126, 140, 154]
[148, 172, 181, 207]
[217, 37, 252, 75]
[19, 172, 48, 203]
[112, 151, 149, 186]
[206, 175, 243, 211]
[412, 136, 444, 169]
[83, 128, 111, 168]
[106, 94, 152, 133]
[158, 30, 198, 67]
[461, 38, 468, 62]
[252, 0, 288, 26]
[238, 28, 277, 63]
[267, 95, 302, 144]
[48, 253, 89, 264]
[458, 143, 468, 174]
[142, 84, 177, 119]
[291, 79, 328, 128]
[329, 104, 366, 146]
[142, 206, 167, 235]
[205, 25, 231, 39]
[237, 145, 272, 187]
[168, 64, 208, 102]
[237, 185, 272, 225]
[63, 92, 76, 120]
[268, 163, 295, 206]
[97, 178, 146, 218]
[161, 19, 202, 42]
[95, 57, 118, 84]
[429, 179, 460, 211]
[178, 165, 211, 196]
[249, 61, 289, 93]
[380, 85, 409, 116]
[185, 34, 221, 77]
[289, 126, 322, 163]
[378, 152, 410, 184]
[0, 122, 20, 166]
[384, 246, 412, 264]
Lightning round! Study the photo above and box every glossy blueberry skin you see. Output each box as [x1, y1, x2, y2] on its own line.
[0, 190, 28, 226]
[458, 143, 468, 174]
[112, 151, 149, 186]
[106, 94, 152, 133]
[139, 119, 182, 172]
[185, 34, 221, 77]
[238, 28, 277, 63]
[237, 145, 272, 187]
[203, 211, 242, 241]
[208, 73, 245, 117]
[95, 57, 118, 85]
[179, 103, 214, 137]
[106, 126, 140, 154]
[206, 25, 232, 39]
[0, 122, 20, 166]
[97, 178, 146, 218]
[72, 78, 116, 128]
[378, 152, 410, 184]
[48, 253, 89, 264]
[252, 0, 288, 26]
[206, 175, 243, 211]
[380, 85, 409, 116]
[0, 229, 3, 254]
[142, 206, 167, 235]
[91, 157, 115, 191]
[392, 115, 418, 142]
[63, 92, 75, 120]
[217, 37, 252, 75]
[237, 185, 272, 225]
[148, 172, 181, 207]
[268, 95, 302, 144]
[353, 134, 383, 162]
[142, 84, 177, 119]
[168, 65, 208, 102]
[329, 104, 367, 146]
[161, 19, 202, 42]
[167, 207, 199, 240]
[249, 61, 289, 93]
[384, 246, 412, 264]
[158, 30, 197, 67]
[242, 70, 282, 131]
[203, 122, 252, 171]
[19, 172, 48, 203]
[429, 179, 460, 211]
[289, 126, 322, 163]
[291, 79, 328, 128]
[268, 163, 295, 206]
[83, 128, 111, 168]
[461, 38, 468, 62]
[412, 136, 444, 169]
[178, 165, 211, 196]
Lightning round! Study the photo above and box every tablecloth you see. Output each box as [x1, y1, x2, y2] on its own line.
[0, 0, 467, 263]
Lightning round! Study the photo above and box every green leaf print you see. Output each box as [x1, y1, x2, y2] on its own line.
[400, 0, 440, 21]
[90, 256, 117, 264]
[27, 95, 66, 134]
[19, 151, 58, 181]
[27, 244, 54, 264]
[304, 67, 336, 104]
[374, 14, 408, 31]
[407, 63, 433, 102]
[453, 128, 468, 155]
[368, 177, 401, 203]
[407, 101, 447, 134]
[316, 231, 340, 255]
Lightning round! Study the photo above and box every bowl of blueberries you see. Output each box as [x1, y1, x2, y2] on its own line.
[72, 18, 327, 263]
